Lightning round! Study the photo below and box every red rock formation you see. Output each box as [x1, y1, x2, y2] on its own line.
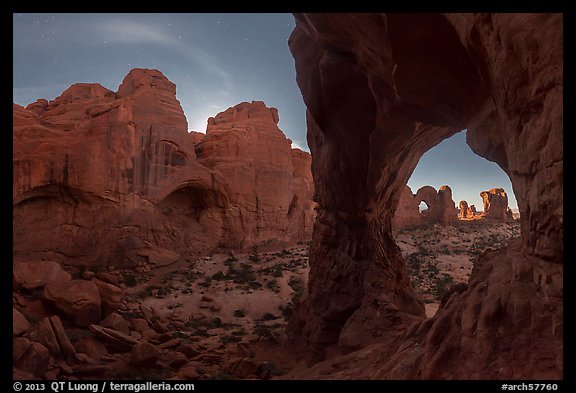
[195, 101, 315, 246]
[287, 13, 562, 379]
[13, 69, 314, 267]
[393, 185, 457, 229]
[437, 185, 457, 224]
[392, 185, 422, 229]
[480, 188, 514, 222]
[459, 200, 478, 219]
[459, 200, 470, 218]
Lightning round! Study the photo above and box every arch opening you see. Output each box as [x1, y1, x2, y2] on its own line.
[286, 13, 562, 378]
[394, 130, 521, 318]
[418, 201, 429, 213]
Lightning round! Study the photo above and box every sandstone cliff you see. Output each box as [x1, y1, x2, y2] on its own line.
[13, 69, 314, 267]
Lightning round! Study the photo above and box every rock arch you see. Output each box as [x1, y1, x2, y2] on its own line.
[392, 185, 458, 229]
[286, 13, 562, 378]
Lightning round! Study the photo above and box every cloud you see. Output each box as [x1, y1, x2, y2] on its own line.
[94, 18, 234, 90]
[95, 19, 177, 46]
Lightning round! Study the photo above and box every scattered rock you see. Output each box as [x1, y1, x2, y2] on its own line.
[13, 367, 36, 380]
[130, 331, 143, 341]
[150, 319, 169, 333]
[49, 316, 76, 357]
[32, 316, 76, 357]
[95, 272, 119, 286]
[13, 261, 71, 290]
[89, 324, 138, 352]
[168, 352, 187, 369]
[100, 313, 130, 335]
[131, 341, 158, 367]
[93, 279, 123, 317]
[179, 366, 201, 379]
[178, 344, 201, 359]
[81, 270, 95, 280]
[34, 318, 61, 356]
[72, 364, 110, 377]
[141, 329, 157, 341]
[14, 342, 51, 377]
[42, 280, 101, 327]
[74, 337, 108, 359]
[225, 357, 259, 378]
[13, 308, 31, 337]
[130, 318, 150, 333]
[58, 362, 74, 375]
[139, 303, 160, 321]
[13, 337, 32, 362]
[159, 338, 181, 349]
[74, 353, 97, 364]
[43, 369, 60, 380]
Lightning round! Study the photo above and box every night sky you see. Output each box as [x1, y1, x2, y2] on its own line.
[12, 13, 517, 210]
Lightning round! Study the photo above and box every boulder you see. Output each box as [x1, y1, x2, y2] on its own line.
[13, 308, 31, 337]
[225, 357, 259, 378]
[32, 316, 76, 357]
[14, 342, 51, 377]
[74, 337, 108, 359]
[13, 261, 71, 290]
[131, 341, 158, 367]
[92, 280, 123, 317]
[100, 313, 130, 335]
[42, 280, 101, 327]
[88, 324, 138, 352]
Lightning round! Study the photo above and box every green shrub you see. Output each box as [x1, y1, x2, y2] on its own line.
[211, 271, 229, 281]
[123, 274, 138, 287]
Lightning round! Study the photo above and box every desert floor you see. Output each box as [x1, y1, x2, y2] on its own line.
[15, 220, 520, 380]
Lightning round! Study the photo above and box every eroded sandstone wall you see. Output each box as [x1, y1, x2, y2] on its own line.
[286, 13, 562, 379]
[13, 69, 315, 266]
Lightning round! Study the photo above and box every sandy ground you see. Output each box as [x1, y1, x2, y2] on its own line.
[394, 220, 521, 317]
[116, 246, 310, 377]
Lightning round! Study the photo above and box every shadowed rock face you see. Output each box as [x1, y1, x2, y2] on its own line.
[13, 69, 315, 266]
[287, 13, 562, 379]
